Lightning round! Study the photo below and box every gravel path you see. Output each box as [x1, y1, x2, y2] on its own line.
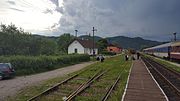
[0, 62, 94, 100]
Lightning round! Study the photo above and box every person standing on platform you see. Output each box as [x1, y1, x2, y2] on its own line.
[137, 52, 140, 59]
[125, 54, 129, 61]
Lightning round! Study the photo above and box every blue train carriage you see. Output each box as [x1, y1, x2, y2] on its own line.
[143, 42, 171, 59]
[151, 42, 171, 59]
[170, 41, 180, 60]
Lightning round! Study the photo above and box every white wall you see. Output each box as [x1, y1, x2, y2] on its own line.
[85, 48, 98, 55]
[68, 40, 85, 54]
[153, 52, 169, 58]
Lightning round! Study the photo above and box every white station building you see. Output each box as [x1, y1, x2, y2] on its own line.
[68, 38, 98, 55]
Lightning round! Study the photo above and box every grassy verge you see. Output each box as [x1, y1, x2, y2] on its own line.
[7, 55, 132, 101]
[0, 54, 90, 76]
[143, 54, 180, 72]
[75, 55, 131, 101]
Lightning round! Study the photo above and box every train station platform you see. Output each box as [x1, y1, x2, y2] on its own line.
[122, 60, 167, 101]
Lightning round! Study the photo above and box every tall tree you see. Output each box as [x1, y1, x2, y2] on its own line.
[97, 38, 108, 53]
[0, 24, 58, 56]
[57, 33, 75, 53]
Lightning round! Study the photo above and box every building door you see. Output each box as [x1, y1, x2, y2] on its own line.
[74, 48, 78, 53]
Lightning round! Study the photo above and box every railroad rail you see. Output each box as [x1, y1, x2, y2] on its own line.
[101, 62, 127, 101]
[27, 61, 128, 101]
[27, 74, 78, 101]
[142, 57, 180, 101]
[65, 70, 106, 101]
[27, 69, 107, 101]
[101, 73, 121, 101]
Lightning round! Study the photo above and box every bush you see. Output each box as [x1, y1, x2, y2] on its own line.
[101, 51, 116, 56]
[0, 54, 90, 75]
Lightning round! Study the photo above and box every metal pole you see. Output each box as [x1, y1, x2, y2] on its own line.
[75, 30, 78, 37]
[173, 32, 176, 41]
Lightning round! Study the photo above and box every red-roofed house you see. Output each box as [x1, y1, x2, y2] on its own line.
[107, 44, 122, 54]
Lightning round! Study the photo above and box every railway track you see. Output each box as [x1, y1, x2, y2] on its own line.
[76, 62, 128, 101]
[27, 61, 129, 101]
[65, 70, 107, 101]
[142, 57, 180, 101]
[27, 68, 105, 101]
[27, 74, 79, 101]
[101, 73, 121, 101]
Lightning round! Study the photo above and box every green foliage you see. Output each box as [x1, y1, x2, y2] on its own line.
[0, 54, 90, 75]
[57, 33, 75, 53]
[8, 55, 132, 101]
[0, 24, 57, 55]
[97, 38, 108, 52]
[101, 51, 116, 55]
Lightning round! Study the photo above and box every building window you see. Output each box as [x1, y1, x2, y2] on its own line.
[74, 48, 78, 53]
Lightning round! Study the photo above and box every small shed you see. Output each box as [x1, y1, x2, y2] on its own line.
[68, 38, 98, 55]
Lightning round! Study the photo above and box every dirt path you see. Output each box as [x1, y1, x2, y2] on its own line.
[0, 62, 94, 100]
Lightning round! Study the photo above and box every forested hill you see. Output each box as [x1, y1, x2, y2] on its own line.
[106, 36, 161, 50]
[79, 35, 162, 50]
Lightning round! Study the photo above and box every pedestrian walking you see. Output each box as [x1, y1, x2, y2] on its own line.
[125, 55, 128, 61]
[137, 52, 140, 59]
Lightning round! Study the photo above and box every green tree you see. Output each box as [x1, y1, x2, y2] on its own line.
[57, 33, 75, 53]
[0, 23, 58, 56]
[97, 38, 108, 53]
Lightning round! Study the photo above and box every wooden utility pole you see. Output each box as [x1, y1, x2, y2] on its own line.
[92, 27, 97, 59]
[173, 32, 177, 41]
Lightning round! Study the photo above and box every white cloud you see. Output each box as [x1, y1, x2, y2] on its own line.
[0, 0, 180, 41]
[0, 0, 63, 34]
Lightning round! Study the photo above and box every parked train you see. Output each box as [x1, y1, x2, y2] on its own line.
[143, 41, 180, 61]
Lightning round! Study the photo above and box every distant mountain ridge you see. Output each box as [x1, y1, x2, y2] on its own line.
[33, 34, 162, 50]
[78, 35, 162, 50]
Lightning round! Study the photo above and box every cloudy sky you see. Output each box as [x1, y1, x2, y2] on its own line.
[0, 0, 180, 41]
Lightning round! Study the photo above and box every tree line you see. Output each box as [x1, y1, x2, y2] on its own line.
[0, 24, 75, 56]
[0, 24, 109, 56]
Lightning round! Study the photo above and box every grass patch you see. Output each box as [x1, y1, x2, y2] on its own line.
[143, 54, 180, 72]
[7, 55, 132, 101]
[75, 55, 132, 101]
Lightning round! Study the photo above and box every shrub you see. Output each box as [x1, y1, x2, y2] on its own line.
[101, 51, 116, 56]
[0, 54, 90, 75]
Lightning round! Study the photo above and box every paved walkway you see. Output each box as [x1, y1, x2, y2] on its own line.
[122, 60, 167, 101]
[0, 61, 94, 101]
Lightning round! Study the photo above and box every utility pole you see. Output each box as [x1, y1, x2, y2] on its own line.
[75, 30, 78, 38]
[173, 32, 176, 41]
[92, 27, 97, 59]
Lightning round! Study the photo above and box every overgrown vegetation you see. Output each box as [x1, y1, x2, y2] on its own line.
[0, 54, 90, 75]
[0, 24, 76, 55]
[143, 54, 180, 72]
[7, 55, 132, 101]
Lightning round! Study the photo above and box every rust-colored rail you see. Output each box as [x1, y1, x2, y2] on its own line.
[27, 74, 78, 101]
[65, 70, 106, 101]
[101, 62, 128, 101]
[101, 74, 121, 101]
[143, 57, 180, 101]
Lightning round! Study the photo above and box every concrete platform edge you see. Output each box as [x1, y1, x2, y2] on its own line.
[142, 60, 169, 101]
[121, 62, 134, 101]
